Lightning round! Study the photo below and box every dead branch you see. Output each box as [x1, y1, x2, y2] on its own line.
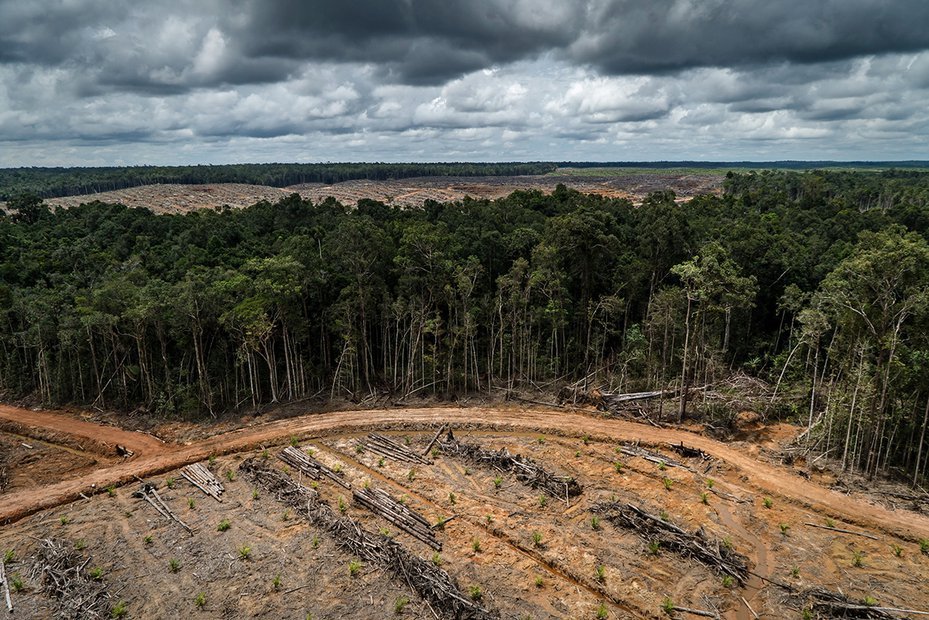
[802, 522, 879, 541]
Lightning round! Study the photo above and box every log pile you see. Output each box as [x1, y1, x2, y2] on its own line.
[239, 458, 496, 620]
[30, 538, 112, 619]
[278, 446, 351, 489]
[180, 463, 224, 501]
[132, 483, 192, 533]
[353, 487, 441, 550]
[439, 431, 582, 499]
[362, 433, 429, 464]
[592, 501, 749, 585]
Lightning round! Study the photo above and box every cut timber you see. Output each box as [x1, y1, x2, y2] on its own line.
[421, 423, 448, 457]
[618, 442, 692, 471]
[353, 487, 441, 550]
[793, 586, 929, 618]
[592, 501, 749, 585]
[364, 433, 429, 464]
[439, 431, 582, 499]
[802, 522, 880, 541]
[0, 559, 12, 612]
[132, 483, 192, 534]
[278, 446, 351, 489]
[239, 458, 496, 619]
[180, 463, 224, 501]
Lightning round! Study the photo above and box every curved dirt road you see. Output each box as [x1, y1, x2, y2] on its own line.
[2, 405, 928, 542]
[0, 404, 165, 456]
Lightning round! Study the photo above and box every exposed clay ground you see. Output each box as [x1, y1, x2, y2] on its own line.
[1, 404, 928, 619]
[40, 173, 723, 213]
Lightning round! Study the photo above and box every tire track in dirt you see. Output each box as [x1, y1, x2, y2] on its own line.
[2, 405, 928, 546]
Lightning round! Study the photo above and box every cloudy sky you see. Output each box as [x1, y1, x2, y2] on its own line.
[1, 0, 929, 166]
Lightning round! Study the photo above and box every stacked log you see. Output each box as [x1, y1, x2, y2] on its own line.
[363, 434, 429, 464]
[30, 538, 112, 619]
[439, 432, 582, 499]
[278, 446, 351, 489]
[180, 463, 224, 501]
[353, 487, 441, 550]
[239, 458, 496, 620]
[592, 501, 749, 585]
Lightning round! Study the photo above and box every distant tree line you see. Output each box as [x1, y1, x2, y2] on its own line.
[0, 162, 557, 201]
[3, 169, 929, 485]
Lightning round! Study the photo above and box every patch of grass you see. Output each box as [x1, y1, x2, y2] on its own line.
[338, 496, 348, 514]
[920, 538, 929, 555]
[778, 522, 790, 536]
[394, 595, 409, 614]
[862, 595, 878, 606]
[825, 517, 836, 528]
[471, 539, 482, 553]
[591, 515, 601, 531]
[273, 573, 281, 590]
[613, 461, 624, 473]
[532, 531, 543, 547]
[657, 462, 667, 471]
[647, 540, 661, 555]
[110, 601, 128, 618]
[464, 467, 471, 475]
[380, 527, 392, 538]
[434, 516, 448, 530]
[224, 469, 235, 482]
[595, 564, 606, 582]
[208, 455, 217, 467]
[575, 450, 581, 458]
[582, 434, 591, 445]
[596, 602, 608, 619]
[662, 477, 673, 491]
[791, 566, 800, 578]
[378, 457, 386, 468]
[10, 575, 23, 592]
[852, 550, 864, 567]
[188, 498, 196, 509]
[143, 535, 153, 545]
[892, 544, 903, 557]
[89, 566, 103, 581]
[431, 447, 440, 459]
[106, 486, 116, 497]
[305, 447, 315, 457]
[3, 549, 14, 563]
[407, 469, 416, 482]
[705, 479, 714, 489]
[721, 537, 733, 551]
[659, 510, 670, 521]
[493, 476, 503, 490]
[238, 545, 252, 560]
[60, 515, 71, 525]
[194, 592, 206, 608]
[348, 559, 362, 577]
[448, 492, 457, 505]
[169, 558, 180, 573]
[282, 509, 291, 521]
[536, 436, 545, 445]
[74, 539, 86, 551]
[534, 575, 544, 588]
[485, 514, 494, 525]
[217, 518, 231, 532]
[468, 585, 482, 601]
[701, 492, 709, 505]
[762, 497, 773, 509]
[166, 477, 175, 489]
[290, 435, 300, 447]
[722, 575, 734, 588]
[355, 443, 365, 454]
[311, 535, 320, 549]
[252, 488, 259, 500]
[431, 552, 442, 566]
[661, 598, 675, 614]
[538, 494, 548, 507]
[261, 448, 269, 459]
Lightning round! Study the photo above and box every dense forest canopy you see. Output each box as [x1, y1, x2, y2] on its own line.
[2, 169, 929, 485]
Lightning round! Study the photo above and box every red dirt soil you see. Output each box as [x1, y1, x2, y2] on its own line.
[2, 403, 928, 546]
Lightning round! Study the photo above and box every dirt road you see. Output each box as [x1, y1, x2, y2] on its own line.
[2, 405, 928, 542]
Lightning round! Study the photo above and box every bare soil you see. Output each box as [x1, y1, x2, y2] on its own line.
[41, 173, 723, 213]
[1, 404, 927, 619]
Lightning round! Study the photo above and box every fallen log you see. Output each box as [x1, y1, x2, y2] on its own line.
[802, 522, 879, 541]
[132, 484, 192, 534]
[422, 424, 449, 457]
[793, 586, 927, 619]
[0, 559, 12, 612]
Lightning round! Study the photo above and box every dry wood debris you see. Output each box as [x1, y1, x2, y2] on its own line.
[30, 538, 112, 619]
[132, 483, 191, 533]
[591, 501, 749, 585]
[239, 457, 497, 620]
[277, 446, 351, 489]
[362, 433, 429, 464]
[438, 431, 582, 499]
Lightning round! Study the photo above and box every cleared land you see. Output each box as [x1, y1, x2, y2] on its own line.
[41, 173, 723, 213]
[1, 404, 928, 619]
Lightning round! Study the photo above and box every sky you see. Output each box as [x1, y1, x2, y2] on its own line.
[1, 0, 929, 166]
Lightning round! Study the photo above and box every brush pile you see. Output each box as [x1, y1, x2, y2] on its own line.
[592, 501, 748, 585]
[439, 431, 582, 499]
[239, 458, 496, 620]
[30, 538, 113, 619]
